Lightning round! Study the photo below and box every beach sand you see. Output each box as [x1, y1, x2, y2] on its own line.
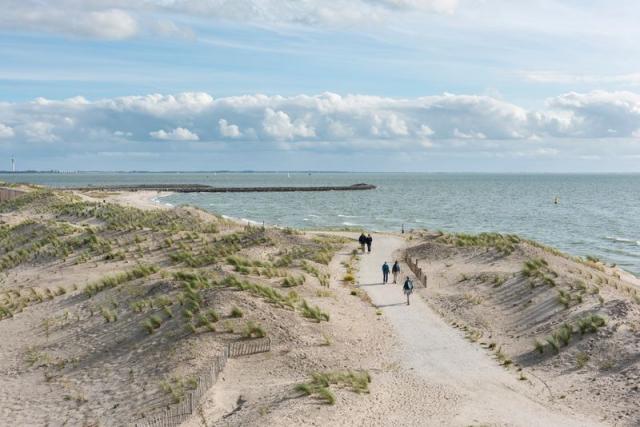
[0, 188, 637, 426]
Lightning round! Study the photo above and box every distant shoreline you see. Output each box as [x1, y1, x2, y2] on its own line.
[2, 170, 640, 175]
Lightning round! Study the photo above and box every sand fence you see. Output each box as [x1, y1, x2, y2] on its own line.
[405, 255, 427, 287]
[134, 337, 271, 427]
[0, 187, 26, 202]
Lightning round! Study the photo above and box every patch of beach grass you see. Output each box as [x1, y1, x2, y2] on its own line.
[242, 320, 266, 338]
[282, 275, 306, 288]
[295, 370, 371, 405]
[300, 300, 330, 322]
[230, 306, 244, 318]
[85, 264, 158, 297]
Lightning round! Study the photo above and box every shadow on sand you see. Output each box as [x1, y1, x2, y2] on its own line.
[375, 302, 407, 308]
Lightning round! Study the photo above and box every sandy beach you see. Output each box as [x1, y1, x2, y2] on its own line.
[0, 187, 638, 426]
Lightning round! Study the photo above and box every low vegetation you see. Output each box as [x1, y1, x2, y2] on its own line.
[85, 264, 158, 297]
[159, 376, 198, 404]
[436, 232, 520, 255]
[295, 370, 371, 405]
[300, 300, 330, 322]
[534, 314, 607, 354]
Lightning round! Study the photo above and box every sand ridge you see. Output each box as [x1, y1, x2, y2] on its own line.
[0, 189, 635, 426]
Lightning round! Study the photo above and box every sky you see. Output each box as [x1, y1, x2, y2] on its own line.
[1, 0, 640, 172]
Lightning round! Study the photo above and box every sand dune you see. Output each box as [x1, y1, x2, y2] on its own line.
[0, 187, 637, 426]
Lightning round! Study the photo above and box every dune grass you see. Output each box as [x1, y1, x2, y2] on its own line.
[221, 275, 299, 309]
[230, 306, 244, 318]
[85, 264, 158, 297]
[159, 376, 199, 404]
[282, 275, 306, 288]
[295, 370, 371, 405]
[437, 232, 520, 255]
[519, 257, 564, 291]
[300, 300, 330, 322]
[534, 314, 607, 354]
[302, 261, 330, 287]
[242, 320, 266, 338]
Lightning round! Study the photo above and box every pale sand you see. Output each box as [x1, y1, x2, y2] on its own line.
[185, 232, 606, 426]
[1, 189, 635, 426]
[75, 189, 173, 210]
[356, 234, 600, 426]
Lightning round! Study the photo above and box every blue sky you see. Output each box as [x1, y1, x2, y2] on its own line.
[1, 0, 640, 171]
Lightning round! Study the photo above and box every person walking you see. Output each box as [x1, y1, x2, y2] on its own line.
[392, 260, 400, 284]
[358, 233, 366, 253]
[403, 276, 414, 305]
[366, 234, 373, 253]
[382, 261, 390, 284]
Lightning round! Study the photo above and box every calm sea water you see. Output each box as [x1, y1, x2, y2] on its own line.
[1, 172, 639, 274]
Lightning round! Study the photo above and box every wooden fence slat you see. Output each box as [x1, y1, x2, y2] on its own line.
[135, 338, 270, 425]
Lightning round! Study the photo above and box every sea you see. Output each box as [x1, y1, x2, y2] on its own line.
[1, 172, 639, 275]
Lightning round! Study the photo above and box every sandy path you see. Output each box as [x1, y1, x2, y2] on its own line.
[357, 234, 602, 426]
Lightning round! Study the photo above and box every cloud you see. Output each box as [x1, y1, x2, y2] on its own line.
[22, 122, 58, 142]
[545, 91, 640, 138]
[150, 127, 200, 141]
[150, 19, 196, 40]
[453, 128, 486, 139]
[366, 0, 458, 14]
[0, 123, 15, 139]
[0, 0, 458, 40]
[218, 119, 242, 138]
[521, 71, 640, 86]
[262, 108, 316, 140]
[0, 3, 138, 40]
[2, 90, 640, 156]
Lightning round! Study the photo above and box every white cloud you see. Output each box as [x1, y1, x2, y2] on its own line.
[0, 0, 458, 39]
[218, 119, 242, 138]
[262, 108, 316, 140]
[417, 124, 434, 137]
[3, 90, 640, 154]
[0, 123, 15, 139]
[22, 122, 58, 142]
[545, 91, 640, 138]
[522, 71, 640, 86]
[150, 19, 195, 40]
[453, 128, 486, 139]
[150, 127, 200, 141]
[0, 3, 138, 40]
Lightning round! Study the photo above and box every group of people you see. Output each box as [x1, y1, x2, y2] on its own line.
[382, 260, 414, 305]
[381, 260, 401, 284]
[356, 232, 414, 305]
[358, 233, 373, 253]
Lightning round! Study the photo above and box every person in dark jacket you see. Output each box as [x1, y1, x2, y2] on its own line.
[391, 260, 400, 284]
[366, 234, 373, 253]
[403, 277, 414, 305]
[382, 261, 390, 284]
[358, 233, 366, 253]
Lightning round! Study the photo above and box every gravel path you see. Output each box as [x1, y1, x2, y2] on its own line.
[357, 233, 602, 426]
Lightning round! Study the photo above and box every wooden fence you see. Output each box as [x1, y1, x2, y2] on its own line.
[405, 255, 427, 287]
[134, 337, 271, 427]
[0, 187, 25, 202]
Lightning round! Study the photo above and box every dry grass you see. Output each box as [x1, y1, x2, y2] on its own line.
[295, 370, 371, 405]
